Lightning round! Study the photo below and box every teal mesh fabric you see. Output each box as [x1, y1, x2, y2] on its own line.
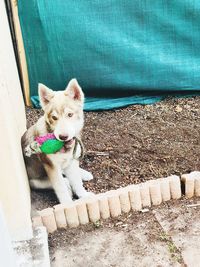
[18, 1, 200, 110]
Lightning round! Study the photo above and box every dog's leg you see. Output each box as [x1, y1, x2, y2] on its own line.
[44, 165, 73, 204]
[79, 168, 93, 181]
[29, 178, 72, 196]
[63, 178, 73, 198]
[64, 160, 94, 198]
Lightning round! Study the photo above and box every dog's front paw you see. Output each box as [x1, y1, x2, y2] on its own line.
[24, 145, 32, 157]
[57, 191, 73, 205]
[59, 197, 73, 205]
[79, 191, 95, 199]
[24, 142, 41, 157]
[81, 170, 94, 181]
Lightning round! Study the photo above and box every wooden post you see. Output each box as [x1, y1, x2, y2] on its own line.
[10, 0, 31, 106]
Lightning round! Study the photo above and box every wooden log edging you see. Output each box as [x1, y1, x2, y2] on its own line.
[181, 171, 200, 198]
[32, 173, 198, 234]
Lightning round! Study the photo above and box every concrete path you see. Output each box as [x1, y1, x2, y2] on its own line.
[154, 199, 200, 267]
[13, 227, 50, 267]
[49, 199, 200, 267]
[51, 225, 176, 267]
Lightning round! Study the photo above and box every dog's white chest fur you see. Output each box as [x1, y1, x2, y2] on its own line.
[48, 151, 73, 169]
[48, 143, 81, 170]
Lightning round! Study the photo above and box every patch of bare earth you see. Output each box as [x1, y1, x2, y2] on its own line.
[82, 97, 200, 194]
[26, 96, 200, 209]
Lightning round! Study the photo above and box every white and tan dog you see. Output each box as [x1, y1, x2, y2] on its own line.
[22, 79, 93, 204]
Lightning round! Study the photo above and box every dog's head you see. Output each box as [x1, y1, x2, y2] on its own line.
[39, 79, 84, 143]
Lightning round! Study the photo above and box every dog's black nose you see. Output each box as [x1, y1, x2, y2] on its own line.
[59, 134, 68, 141]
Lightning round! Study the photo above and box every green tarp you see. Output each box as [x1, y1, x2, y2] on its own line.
[18, 1, 200, 110]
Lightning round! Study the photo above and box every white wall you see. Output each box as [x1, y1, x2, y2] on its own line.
[0, 204, 16, 267]
[0, 0, 32, 241]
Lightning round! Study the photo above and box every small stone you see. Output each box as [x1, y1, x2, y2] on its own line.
[175, 106, 182, 112]
[141, 208, 149, 213]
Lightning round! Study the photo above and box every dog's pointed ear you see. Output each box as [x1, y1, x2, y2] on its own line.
[65, 79, 84, 103]
[38, 83, 54, 108]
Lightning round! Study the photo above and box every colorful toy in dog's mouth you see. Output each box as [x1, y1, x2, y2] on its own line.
[28, 133, 74, 155]
[25, 133, 84, 159]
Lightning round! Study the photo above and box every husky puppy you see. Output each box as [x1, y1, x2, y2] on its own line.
[22, 79, 93, 204]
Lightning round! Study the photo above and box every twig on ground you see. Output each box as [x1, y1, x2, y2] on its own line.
[186, 203, 200, 208]
[87, 151, 110, 156]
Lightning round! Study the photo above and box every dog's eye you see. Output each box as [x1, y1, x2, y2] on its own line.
[68, 113, 73, 118]
[52, 115, 58, 120]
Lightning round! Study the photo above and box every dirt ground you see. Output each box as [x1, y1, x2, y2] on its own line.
[26, 96, 200, 210]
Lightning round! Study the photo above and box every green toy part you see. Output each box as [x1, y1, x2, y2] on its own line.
[40, 139, 64, 154]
